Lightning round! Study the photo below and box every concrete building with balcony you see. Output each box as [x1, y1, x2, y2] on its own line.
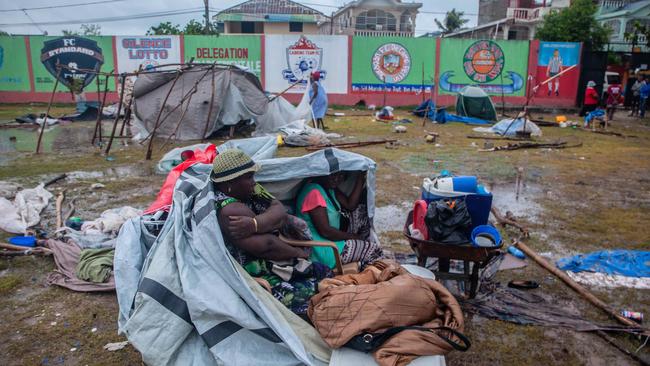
[213, 0, 327, 34]
[448, 0, 569, 40]
[596, 0, 650, 52]
[320, 0, 422, 37]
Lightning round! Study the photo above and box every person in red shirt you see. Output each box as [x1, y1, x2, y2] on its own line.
[606, 83, 623, 122]
[580, 81, 599, 116]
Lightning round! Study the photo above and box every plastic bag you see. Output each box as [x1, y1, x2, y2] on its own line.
[425, 199, 472, 245]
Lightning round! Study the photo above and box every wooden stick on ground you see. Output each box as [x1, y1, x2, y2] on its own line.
[514, 240, 647, 332]
[491, 207, 529, 238]
[305, 138, 397, 151]
[55, 191, 65, 229]
[44, 173, 67, 187]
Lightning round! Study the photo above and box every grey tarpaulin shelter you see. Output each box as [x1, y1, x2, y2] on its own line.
[115, 140, 377, 365]
[455, 86, 497, 121]
[132, 64, 269, 140]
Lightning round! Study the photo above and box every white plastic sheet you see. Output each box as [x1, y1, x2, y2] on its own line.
[0, 183, 53, 234]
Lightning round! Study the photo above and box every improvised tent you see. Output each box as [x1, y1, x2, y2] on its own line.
[455, 86, 497, 121]
[132, 64, 269, 140]
[115, 141, 375, 365]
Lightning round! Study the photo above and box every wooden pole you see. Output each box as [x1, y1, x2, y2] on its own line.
[118, 67, 141, 137]
[160, 90, 195, 150]
[268, 78, 304, 102]
[421, 63, 425, 103]
[145, 70, 182, 160]
[201, 65, 217, 141]
[104, 73, 127, 156]
[36, 65, 61, 154]
[514, 241, 646, 331]
[92, 72, 112, 145]
[382, 76, 387, 107]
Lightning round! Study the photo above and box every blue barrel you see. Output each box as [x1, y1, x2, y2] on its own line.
[452, 176, 478, 193]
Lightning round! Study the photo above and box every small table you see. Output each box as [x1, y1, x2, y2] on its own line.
[403, 211, 499, 298]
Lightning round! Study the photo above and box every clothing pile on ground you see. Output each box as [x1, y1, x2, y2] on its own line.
[46, 206, 141, 292]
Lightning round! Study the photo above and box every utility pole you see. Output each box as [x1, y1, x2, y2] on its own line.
[204, 0, 211, 34]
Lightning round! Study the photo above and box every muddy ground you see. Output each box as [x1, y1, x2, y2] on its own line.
[0, 103, 649, 365]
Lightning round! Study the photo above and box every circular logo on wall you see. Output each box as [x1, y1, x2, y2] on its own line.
[372, 43, 411, 83]
[463, 40, 505, 83]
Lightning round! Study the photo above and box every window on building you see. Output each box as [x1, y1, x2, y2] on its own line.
[400, 11, 413, 32]
[508, 30, 517, 40]
[241, 21, 256, 33]
[355, 9, 397, 31]
[289, 22, 303, 32]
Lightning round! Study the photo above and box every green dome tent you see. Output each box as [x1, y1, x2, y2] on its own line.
[455, 86, 497, 121]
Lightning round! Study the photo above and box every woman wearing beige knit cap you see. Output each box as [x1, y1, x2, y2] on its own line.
[212, 149, 333, 315]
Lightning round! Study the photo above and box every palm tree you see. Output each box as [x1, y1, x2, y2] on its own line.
[435, 9, 470, 35]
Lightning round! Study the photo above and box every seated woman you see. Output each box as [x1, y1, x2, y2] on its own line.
[212, 149, 332, 315]
[295, 171, 383, 270]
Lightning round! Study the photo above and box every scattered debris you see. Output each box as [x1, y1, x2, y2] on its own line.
[305, 138, 397, 151]
[90, 183, 106, 190]
[103, 341, 129, 351]
[393, 125, 407, 133]
[481, 140, 582, 152]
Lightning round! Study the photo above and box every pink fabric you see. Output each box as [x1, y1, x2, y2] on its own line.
[301, 189, 327, 213]
[145, 144, 217, 214]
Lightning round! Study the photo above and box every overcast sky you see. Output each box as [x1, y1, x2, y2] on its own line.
[0, 0, 478, 36]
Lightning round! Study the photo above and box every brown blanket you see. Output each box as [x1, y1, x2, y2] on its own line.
[46, 239, 115, 292]
[308, 260, 465, 366]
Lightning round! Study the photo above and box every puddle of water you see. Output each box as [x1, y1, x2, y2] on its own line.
[374, 202, 411, 233]
[66, 165, 154, 181]
[489, 182, 544, 219]
[0, 127, 62, 153]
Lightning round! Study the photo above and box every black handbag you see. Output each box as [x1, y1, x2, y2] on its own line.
[343, 325, 471, 353]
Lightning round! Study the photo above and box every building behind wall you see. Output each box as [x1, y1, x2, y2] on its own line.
[450, 0, 570, 40]
[320, 0, 422, 37]
[213, 0, 327, 34]
[596, 0, 650, 52]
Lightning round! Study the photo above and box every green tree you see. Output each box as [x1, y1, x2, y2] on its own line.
[80, 23, 101, 36]
[435, 9, 469, 35]
[147, 21, 182, 35]
[624, 20, 650, 48]
[62, 24, 101, 36]
[535, 0, 611, 50]
[147, 20, 220, 35]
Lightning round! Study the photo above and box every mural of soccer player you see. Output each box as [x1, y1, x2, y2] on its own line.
[546, 49, 563, 96]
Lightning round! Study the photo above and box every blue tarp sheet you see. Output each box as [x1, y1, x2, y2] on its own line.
[585, 109, 606, 126]
[413, 99, 491, 125]
[556, 250, 650, 277]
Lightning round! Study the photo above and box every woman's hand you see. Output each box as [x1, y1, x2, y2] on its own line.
[228, 216, 256, 239]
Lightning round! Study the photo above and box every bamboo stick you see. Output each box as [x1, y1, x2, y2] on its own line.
[145, 70, 183, 160]
[104, 73, 127, 155]
[36, 66, 61, 154]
